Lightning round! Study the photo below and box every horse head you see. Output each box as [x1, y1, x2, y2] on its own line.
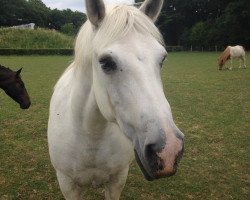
[218, 46, 231, 70]
[1, 67, 31, 109]
[218, 58, 224, 70]
[86, 0, 184, 180]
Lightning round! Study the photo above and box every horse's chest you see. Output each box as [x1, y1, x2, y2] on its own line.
[49, 120, 134, 185]
[75, 168, 111, 186]
[67, 135, 133, 185]
[70, 148, 124, 186]
[75, 142, 126, 170]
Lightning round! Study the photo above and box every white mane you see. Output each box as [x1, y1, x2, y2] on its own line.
[73, 5, 164, 69]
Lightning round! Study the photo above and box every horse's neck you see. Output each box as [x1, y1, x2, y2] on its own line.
[0, 72, 11, 89]
[71, 65, 107, 136]
[0, 75, 9, 89]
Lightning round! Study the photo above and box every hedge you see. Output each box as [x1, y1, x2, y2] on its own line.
[0, 48, 73, 55]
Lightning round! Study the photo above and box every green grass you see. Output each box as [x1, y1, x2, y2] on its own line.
[0, 28, 74, 49]
[0, 53, 249, 199]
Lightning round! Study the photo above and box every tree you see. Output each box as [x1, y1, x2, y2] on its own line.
[0, 0, 249, 47]
[49, 9, 86, 34]
[189, 22, 207, 48]
[0, 0, 28, 26]
[25, 0, 50, 27]
[222, 0, 250, 47]
[136, 0, 250, 49]
[61, 23, 75, 36]
[0, 0, 86, 36]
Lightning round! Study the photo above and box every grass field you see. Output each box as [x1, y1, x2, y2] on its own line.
[0, 28, 74, 49]
[0, 53, 249, 199]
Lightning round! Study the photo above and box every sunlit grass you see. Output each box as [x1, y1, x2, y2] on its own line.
[0, 53, 249, 199]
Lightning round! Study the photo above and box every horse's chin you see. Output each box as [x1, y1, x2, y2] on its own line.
[20, 103, 31, 109]
[134, 150, 155, 181]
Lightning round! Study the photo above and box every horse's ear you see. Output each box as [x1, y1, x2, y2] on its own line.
[85, 0, 106, 27]
[140, 0, 164, 22]
[16, 68, 22, 76]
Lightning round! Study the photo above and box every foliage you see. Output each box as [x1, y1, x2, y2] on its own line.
[0, 28, 74, 49]
[60, 23, 75, 36]
[0, 0, 27, 26]
[0, 53, 249, 199]
[189, 22, 207, 48]
[136, 0, 250, 49]
[1, 0, 249, 48]
[0, 0, 86, 36]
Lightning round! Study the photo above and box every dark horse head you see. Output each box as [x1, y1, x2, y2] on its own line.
[0, 65, 31, 109]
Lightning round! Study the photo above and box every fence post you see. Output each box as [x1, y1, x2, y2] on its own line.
[215, 45, 217, 52]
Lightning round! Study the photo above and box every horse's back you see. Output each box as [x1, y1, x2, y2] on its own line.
[229, 45, 245, 57]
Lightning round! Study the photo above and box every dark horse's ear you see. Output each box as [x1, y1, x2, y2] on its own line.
[16, 68, 23, 76]
[140, 0, 164, 23]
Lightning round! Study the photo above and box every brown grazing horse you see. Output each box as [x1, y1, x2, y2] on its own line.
[0, 65, 31, 109]
[218, 45, 246, 70]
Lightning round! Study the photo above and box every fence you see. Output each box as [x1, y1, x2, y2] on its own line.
[184, 45, 227, 52]
[163, 46, 228, 52]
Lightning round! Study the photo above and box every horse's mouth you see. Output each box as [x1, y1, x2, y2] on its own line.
[20, 102, 31, 109]
[134, 148, 182, 181]
[134, 150, 155, 181]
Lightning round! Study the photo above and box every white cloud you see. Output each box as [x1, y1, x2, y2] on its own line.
[42, 0, 135, 12]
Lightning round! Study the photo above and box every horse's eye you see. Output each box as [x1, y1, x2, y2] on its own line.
[99, 56, 117, 73]
[160, 55, 167, 68]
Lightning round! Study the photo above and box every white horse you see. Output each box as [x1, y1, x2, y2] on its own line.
[218, 45, 246, 70]
[48, 0, 184, 199]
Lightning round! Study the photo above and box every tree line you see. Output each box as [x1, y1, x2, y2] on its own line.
[151, 0, 250, 50]
[0, 0, 249, 49]
[0, 0, 86, 36]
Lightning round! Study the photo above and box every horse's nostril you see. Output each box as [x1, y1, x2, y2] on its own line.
[145, 143, 164, 171]
[146, 143, 161, 154]
[145, 144, 154, 158]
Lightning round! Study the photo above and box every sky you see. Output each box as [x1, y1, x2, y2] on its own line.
[42, 0, 135, 12]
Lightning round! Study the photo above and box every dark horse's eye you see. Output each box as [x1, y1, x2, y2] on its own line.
[20, 82, 24, 88]
[99, 56, 117, 73]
